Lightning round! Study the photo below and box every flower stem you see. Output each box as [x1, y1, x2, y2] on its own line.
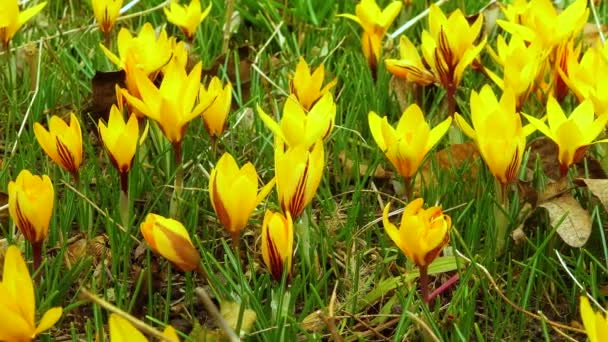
[494, 179, 510, 256]
[32, 241, 42, 281]
[419, 265, 429, 304]
[119, 171, 130, 229]
[404, 176, 413, 201]
[427, 273, 460, 303]
[170, 142, 183, 219]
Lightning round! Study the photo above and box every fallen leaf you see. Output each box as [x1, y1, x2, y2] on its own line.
[338, 151, 393, 179]
[416, 142, 480, 190]
[220, 301, 257, 335]
[575, 178, 608, 212]
[539, 195, 592, 247]
[88, 70, 126, 124]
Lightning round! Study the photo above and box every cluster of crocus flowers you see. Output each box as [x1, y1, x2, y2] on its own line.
[385, 5, 485, 116]
[91, 0, 123, 43]
[8, 169, 54, 271]
[208, 153, 274, 245]
[261, 210, 294, 281]
[497, 0, 588, 53]
[455, 86, 533, 185]
[382, 198, 451, 301]
[34, 113, 84, 183]
[0, 245, 63, 340]
[523, 97, 608, 177]
[340, 0, 402, 73]
[199, 77, 233, 141]
[0, 0, 47, 48]
[580, 296, 608, 342]
[368, 104, 451, 198]
[101, 23, 173, 118]
[109, 314, 179, 341]
[140, 213, 201, 272]
[164, 0, 212, 41]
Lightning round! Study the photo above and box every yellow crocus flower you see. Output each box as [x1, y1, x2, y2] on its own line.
[382, 198, 451, 267]
[98, 105, 139, 174]
[384, 35, 436, 86]
[209, 153, 274, 241]
[580, 296, 608, 342]
[368, 104, 451, 179]
[0, 0, 47, 47]
[91, 0, 123, 34]
[261, 210, 294, 281]
[257, 93, 336, 149]
[289, 57, 337, 111]
[0, 245, 63, 340]
[199, 77, 233, 139]
[100, 23, 173, 76]
[561, 44, 608, 116]
[340, 0, 402, 71]
[164, 0, 212, 41]
[386, 5, 485, 115]
[109, 313, 180, 342]
[140, 213, 201, 272]
[455, 86, 534, 184]
[275, 140, 324, 220]
[122, 58, 210, 146]
[8, 169, 54, 244]
[485, 35, 545, 107]
[498, 0, 588, 51]
[33, 113, 83, 180]
[550, 39, 581, 102]
[523, 97, 608, 175]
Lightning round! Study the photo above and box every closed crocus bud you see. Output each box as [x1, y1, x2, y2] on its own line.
[0, 246, 63, 340]
[164, 0, 212, 41]
[368, 104, 451, 179]
[98, 105, 139, 174]
[382, 198, 451, 267]
[33, 113, 83, 180]
[8, 169, 54, 244]
[199, 77, 232, 139]
[91, 0, 123, 34]
[275, 140, 324, 220]
[261, 210, 294, 281]
[140, 213, 200, 272]
[289, 57, 337, 111]
[209, 153, 274, 240]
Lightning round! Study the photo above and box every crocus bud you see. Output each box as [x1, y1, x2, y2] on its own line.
[261, 210, 294, 281]
[8, 169, 54, 244]
[98, 106, 139, 174]
[209, 153, 274, 240]
[140, 213, 200, 272]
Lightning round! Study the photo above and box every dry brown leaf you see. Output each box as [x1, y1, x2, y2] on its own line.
[220, 301, 257, 335]
[539, 195, 592, 247]
[88, 70, 126, 124]
[583, 21, 608, 46]
[576, 178, 608, 212]
[338, 151, 393, 179]
[417, 142, 480, 188]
